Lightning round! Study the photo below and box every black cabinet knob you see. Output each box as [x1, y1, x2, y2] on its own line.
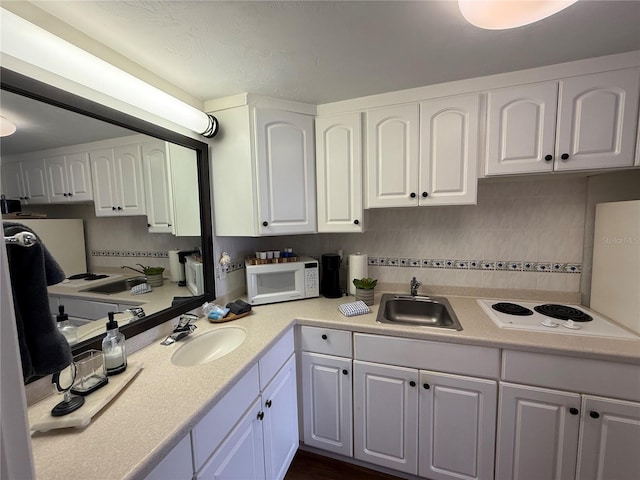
[410, 192, 416, 198]
[544, 154, 553, 161]
[353, 219, 359, 225]
[569, 407, 579, 415]
[117, 206, 122, 211]
[257, 411, 264, 420]
[63, 193, 68, 197]
[262, 221, 268, 227]
[321, 334, 328, 340]
[561, 153, 569, 160]
[422, 192, 428, 198]
[409, 381, 416, 387]
[423, 383, 430, 390]
[342, 369, 348, 375]
[590, 411, 600, 419]
[265, 399, 272, 408]
[68, 192, 73, 196]
[112, 206, 116, 211]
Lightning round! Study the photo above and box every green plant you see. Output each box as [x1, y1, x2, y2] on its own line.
[352, 277, 378, 290]
[137, 264, 165, 275]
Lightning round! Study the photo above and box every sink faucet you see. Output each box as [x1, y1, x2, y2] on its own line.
[161, 314, 198, 345]
[410, 277, 422, 296]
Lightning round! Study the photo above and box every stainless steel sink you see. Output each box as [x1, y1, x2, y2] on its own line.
[376, 294, 463, 330]
[81, 276, 147, 294]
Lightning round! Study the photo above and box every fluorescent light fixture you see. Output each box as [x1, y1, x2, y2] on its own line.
[0, 8, 218, 137]
[0, 115, 17, 137]
[458, 0, 579, 30]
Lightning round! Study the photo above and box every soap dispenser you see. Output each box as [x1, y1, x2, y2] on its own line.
[56, 305, 78, 344]
[102, 312, 127, 376]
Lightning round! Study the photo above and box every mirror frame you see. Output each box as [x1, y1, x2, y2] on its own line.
[1, 67, 215, 355]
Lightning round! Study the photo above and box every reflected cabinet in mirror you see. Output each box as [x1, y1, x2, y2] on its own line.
[1, 68, 215, 382]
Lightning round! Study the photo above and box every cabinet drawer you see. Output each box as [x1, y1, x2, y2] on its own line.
[502, 350, 640, 402]
[354, 333, 499, 378]
[300, 326, 352, 357]
[191, 363, 260, 471]
[259, 328, 294, 390]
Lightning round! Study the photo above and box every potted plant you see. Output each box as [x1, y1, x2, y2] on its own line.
[137, 264, 165, 287]
[353, 277, 377, 306]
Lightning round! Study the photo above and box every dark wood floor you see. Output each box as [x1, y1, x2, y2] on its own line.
[285, 450, 403, 480]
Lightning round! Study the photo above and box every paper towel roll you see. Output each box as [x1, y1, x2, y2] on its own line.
[348, 253, 368, 296]
[168, 249, 185, 283]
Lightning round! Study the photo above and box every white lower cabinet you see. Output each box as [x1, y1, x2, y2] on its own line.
[144, 434, 193, 480]
[497, 383, 640, 480]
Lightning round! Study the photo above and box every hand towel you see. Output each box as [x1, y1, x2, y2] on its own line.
[338, 300, 371, 317]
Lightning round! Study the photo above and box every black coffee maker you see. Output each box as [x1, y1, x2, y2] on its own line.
[321, 254, 342, 298]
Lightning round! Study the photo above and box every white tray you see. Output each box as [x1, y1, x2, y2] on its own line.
[30, 362, 142, 433]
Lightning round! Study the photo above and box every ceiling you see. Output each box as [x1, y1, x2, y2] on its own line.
[1, 1, 639, 156]
[26, 0, 640, 105]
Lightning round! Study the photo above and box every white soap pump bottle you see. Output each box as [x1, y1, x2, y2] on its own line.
[102, 312, 127, 376]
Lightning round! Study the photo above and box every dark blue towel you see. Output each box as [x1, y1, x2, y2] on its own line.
[4, 221, 71, 382]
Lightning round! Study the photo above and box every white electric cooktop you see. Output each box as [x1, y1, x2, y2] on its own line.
[477, 299, 638, 340]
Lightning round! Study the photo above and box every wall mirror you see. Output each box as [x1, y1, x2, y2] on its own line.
[1, 68, 215, 379]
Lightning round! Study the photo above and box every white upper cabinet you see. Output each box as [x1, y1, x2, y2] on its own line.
[90, 145, 145, 217]
[45, 152, 93, 203]
[486, 68, 640, 175]
[365, 104, 420, 208]
[315, 112, 363, 232]
[21, 158, 49, 204]
[1, 161, 28, 201]
[141, 142, 174, 233]
[210, 101, 316, 237]
[419, 94, 479, 205]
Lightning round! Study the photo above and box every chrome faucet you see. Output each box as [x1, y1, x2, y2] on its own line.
[410, 277, 422, 296]
[161, 314, 198, 345]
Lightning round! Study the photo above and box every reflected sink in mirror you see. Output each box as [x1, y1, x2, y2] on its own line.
[81, 277, 148, 294]
[377, 294, 463, 330]
[171, 327, 247, 366]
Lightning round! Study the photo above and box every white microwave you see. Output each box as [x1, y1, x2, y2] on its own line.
[246, 257, 319, 305]
[185, 256, 204, 296]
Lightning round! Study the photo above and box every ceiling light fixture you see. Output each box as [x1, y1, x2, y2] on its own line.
[458, 0, 579, 30]
[0, 8, 218, 138]
[0, 115, 17, 137]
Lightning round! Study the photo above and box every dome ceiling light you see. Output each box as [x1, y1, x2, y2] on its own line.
[458, 0, 579, 30]
[0, 116, 17, 137]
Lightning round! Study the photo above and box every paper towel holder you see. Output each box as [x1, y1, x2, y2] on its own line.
[176, 249, 199, 286]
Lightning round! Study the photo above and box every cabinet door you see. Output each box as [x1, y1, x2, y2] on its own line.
[418, 370, 497, 480]
[113, 144, 145, 215]
[315, 113, 363, 232]
[90, 148, 119, 216]
[1, 162, 26, 200]
[261, 354, 299, 480]
[420, 94, 479, 205]
[353, 360, 418, 475]
[496, 383, 581, 480]
[45, 155, 68, 203]
[366, 104, 420, 208]
[142, 142, 174, 233]
[198, 398, 266, 480]
[485, 82, 558, 175]
[254, 108, 316, 235]
[576, 396, 640, 480]
[22, 158, 49, 204]
[144, 433, 193, 480]
[555, 69, 640, 171]
[301, 352, 353, 457]
[65, 152, 93, 201]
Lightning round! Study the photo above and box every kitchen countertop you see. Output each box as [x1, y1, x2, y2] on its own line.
[28, 291, 640, 480]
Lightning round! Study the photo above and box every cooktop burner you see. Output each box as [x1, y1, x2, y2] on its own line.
[534, 304, 592, 322]
[491, 302, 533, 316]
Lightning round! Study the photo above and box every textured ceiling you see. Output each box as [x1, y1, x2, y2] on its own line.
[28, 0, 640, 105]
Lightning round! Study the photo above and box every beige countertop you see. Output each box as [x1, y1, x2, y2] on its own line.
[28, 291, 640, 480]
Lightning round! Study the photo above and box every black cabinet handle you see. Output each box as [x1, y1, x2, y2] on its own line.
[569, 407, 579, 415]
[561, 153, 569, 160]
[265, 400, 272, 408]
[423, 383, 430, 390]
[590, 411, 600, 419]
[422, 192, 428, 198]
[262, 221, 268, 227]
[321, 334, 328, 340]
[410, 192, 416, 198]
[544, 154, 553, 161]
[409, 381, 416, 387]
[353, 219, 360, 225]
[257, 411, 264, 420]
[342, 369, 348, 375]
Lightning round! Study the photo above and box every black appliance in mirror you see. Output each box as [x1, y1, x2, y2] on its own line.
[321, 254, 342, 298]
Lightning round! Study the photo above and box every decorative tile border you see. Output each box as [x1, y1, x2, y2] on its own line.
[91, 250, 169, 258]
[367, 256, 581, 273]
